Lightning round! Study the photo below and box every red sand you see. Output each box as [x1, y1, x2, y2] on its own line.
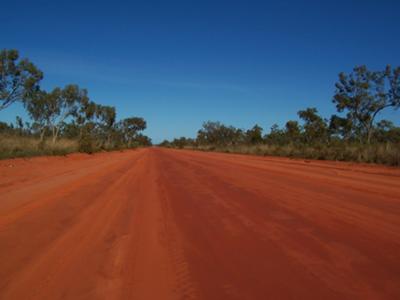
[0, 148, 399, 299]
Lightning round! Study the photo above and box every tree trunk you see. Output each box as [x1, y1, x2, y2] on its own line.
[367, 129, 372, 144]
[366, 122, 374, 145]
[52, 126, 60, 144]
[40, 129, 45, 143]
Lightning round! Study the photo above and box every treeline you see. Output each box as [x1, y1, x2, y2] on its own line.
[161, 65, 400, 165]
[0, 49, 151, 157]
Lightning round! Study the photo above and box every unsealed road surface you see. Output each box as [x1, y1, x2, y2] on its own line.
[1, 148, 400, 300]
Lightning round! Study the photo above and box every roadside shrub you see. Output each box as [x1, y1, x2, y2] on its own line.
[0, 134, 78, 159]
[178, 142, 400, 166]
[78, 134, 95, 154]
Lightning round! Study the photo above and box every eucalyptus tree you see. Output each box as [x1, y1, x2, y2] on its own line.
[265, 124, 285, 145]
[96, 105, 116, 145]
[26, 90, 52, 142]
[119, 117, 147, 146]
[135, 134, 152, 146]
[328, 115, 353, 141]
[196, 121, 243, 146]
[375, 120, 400, 143]
[171, 137, 193, 148]
[26, 85, 89, 143]
[75, 97, 97, 139]
[297, 108, 328, 144]
[284, 120, 301, 143]
[0, 49, 43, 110]
[246, 124, 263, 144]
[333, 65, 400, 144]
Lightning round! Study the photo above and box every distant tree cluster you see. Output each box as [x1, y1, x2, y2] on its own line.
[0, 49, 151, 152]
[160, 65, 400, 164]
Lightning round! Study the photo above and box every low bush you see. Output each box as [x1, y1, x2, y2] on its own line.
[179, 143, 400, 166]
[0, 134, 78, 159]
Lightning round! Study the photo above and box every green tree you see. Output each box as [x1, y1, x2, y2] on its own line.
[328, 115, 353, 141]
[375, 120, 400, 143]
[284, 120, 301, 143]
[76, 98, 97, 138]
[50, 85, 89, 143]
[246, 124, 263, 144]
[60, 122, 80, 139]
[26, 91, 51, 142]
[26, 85, 88, 143]
[265, 124, 285, 145]
[197, 121, 243, 146]
[0, 49, 43, 110]
[95, 105, 116, 147]
[135, 134, 152, 146]
[159, 140, 171, 147]
[120, 117, 147, 146]
[298, 108, 328, 144]
[333, 65, 400, 144]
[171, 137, 193, 148]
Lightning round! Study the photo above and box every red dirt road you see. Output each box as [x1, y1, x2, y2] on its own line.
[1, 148, 400, 300]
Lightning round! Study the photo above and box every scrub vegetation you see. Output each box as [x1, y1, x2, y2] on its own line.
[0, 49, 151, 158]
[160, 65, 400, 166]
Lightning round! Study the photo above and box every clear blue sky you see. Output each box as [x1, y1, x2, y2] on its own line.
[2, 0, 399, 143]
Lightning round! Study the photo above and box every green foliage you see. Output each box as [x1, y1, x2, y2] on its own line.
[197, 121, 244, 146]
[265, 124, 285, 145]
[1, 50, 398, 164]
[297, 108, 328, 144]
[328, 115, 353, 140]
[0, 49, 43, 110]
[0, 49, 151, 159]
[284, 120, 301, 143]
[333, 65, 400, 144]
[375, 120, 400, 143]
[0, 133, 78, 159]
[159, 140, 171, 147]
[161, 87, 399, 165]
[246, 124, 263, 144]
[25, 85, 88, 143]
[119, 117, 147, 147]
[168, 137, 195, 148]
[134, 134, 152, 147]
[78, 131, 95, 154]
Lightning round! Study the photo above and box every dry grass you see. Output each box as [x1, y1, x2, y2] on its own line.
[185, 143, 400, 166]
[0, 134, 78, 159]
